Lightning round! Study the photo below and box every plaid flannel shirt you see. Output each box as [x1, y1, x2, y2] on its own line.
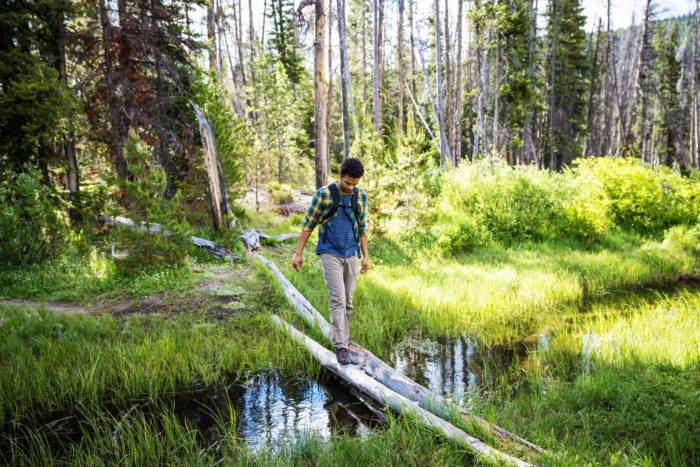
[302, 183, 367, 240]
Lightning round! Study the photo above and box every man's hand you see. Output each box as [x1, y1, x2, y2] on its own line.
[360, 257, 369, 274]
[293, 253, 304, 272]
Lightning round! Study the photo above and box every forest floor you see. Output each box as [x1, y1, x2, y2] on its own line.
[1, 208, 698, 465]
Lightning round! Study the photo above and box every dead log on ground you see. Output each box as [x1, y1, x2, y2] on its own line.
[271, 315, 530, 467]
[255, 251, 543, 455]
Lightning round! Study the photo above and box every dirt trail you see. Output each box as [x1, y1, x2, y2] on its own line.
[0, 300, 90, 315]
[0, 263, 251, 317]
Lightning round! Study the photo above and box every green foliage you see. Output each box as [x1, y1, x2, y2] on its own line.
[435, 157, 699, 254]
[574, 157, 700, 233]
[439, 160, 567, 247]
[247, 52, 311, 189]
[355, 123, 439, 233]
[0, 167, 69, 268]
[266, 0, 305, 86]
[110, 134, 191, 277]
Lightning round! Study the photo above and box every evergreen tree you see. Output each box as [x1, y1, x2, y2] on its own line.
[652, 22, 684, 167]
[544, 0, 588, 170]
[267, 0, 304, 86]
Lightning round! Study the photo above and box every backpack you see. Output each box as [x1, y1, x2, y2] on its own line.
[320, 183, 361, 236]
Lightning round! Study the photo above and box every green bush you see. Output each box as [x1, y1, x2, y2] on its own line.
[439, 160, 567, 246]
[0, 167, 69, 268]
[574, 157, 700, 234]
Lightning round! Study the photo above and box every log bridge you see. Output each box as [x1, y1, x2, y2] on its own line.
[243, 230, 542, 466]
[101, 216, 541, 465]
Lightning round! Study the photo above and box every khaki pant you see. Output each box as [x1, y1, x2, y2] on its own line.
[319, 253, 359, 350]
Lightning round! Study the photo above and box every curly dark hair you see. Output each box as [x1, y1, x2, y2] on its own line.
[340, 157, 364, 178]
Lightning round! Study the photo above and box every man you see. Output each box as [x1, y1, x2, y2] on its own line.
[292, 157, 369, 365]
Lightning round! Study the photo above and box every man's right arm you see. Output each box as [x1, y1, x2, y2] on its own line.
[293, 189, 324, 271]
[292, 229, 312, 271]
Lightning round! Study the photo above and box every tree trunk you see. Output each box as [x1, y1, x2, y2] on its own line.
[307, 0, 329, 188]
[98, 0, 130, 181]
[327, 0, 333, 169]
[207, 0, 218, 75]
[434, 0, 449, 165]
[338, 0, 352, 159]
[584, 19, 602, 156]
[54, 9, 80, 221]
[271, 316, 531, 467]
[691, 0, 700, 168]
[397, 0, 406, 135]
[444, 0, 453, 159]
[453, 0, 463, 163]
[600, 0, 614, 155]
[192, 103, 229, 231]
[408, 0, 418, 129]
[372, 0, 381, 135]
[624, 0, 653, 155]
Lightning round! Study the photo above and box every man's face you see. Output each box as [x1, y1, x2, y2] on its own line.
[339, 176, 360, 193]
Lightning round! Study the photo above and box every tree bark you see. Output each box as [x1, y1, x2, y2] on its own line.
[192, 103, 229, 231]
[454, 0, 463, 163]
[207, 0, 218, 75]
[624, 0, 653, 156]
[434, 0, 449, 165]
[408, 0, 418, 129]
[444, 0, 453, 158]
[373, 0, 381, 135]
[397, 0, 406, 135]
[327, 0, 333, 169]
[584, 19, 602, 156]
[600, 0, 614, 155]
[299, 0, 329, 188]
[54, 9, 80, 221]
[338, 0, 352, 159]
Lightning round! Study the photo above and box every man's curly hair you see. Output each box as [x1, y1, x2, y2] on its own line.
[340, 157, 364, 178]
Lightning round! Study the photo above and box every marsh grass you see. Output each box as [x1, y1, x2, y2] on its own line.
[0, 247, 200, 303]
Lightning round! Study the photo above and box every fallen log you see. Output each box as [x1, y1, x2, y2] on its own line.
[100, 215, 238, 261]
[271, 315, 530, 467]
[241, 229, 299, 253]
[254, 251, 543, 455]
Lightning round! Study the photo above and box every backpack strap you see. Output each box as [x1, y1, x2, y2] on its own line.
[320, 182, 341, 225]
[351, 188, 360, 222]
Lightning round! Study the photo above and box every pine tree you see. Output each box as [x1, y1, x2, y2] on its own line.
[544, 0, 588, 170]
[267, 0, 304, 86]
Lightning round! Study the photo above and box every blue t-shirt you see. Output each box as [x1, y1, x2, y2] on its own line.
[316, 194, 359, 258]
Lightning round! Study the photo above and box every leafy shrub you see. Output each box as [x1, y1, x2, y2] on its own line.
[439, 160, 567, 246]
[109, 135, 191, 277]
[0, 167, 69, 268]
[574, 157, 700, 234]
[436, 216, 492, 255]
[559, 168, 612, 241]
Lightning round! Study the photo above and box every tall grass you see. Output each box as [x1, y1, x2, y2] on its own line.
[0, 265, 317, 425]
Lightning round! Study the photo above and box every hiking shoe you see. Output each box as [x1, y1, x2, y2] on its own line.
[336, 348, 351, 365]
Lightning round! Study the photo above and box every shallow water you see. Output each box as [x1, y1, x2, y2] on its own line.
[1, 371, 382, 458]
[391, 334, 547, 402]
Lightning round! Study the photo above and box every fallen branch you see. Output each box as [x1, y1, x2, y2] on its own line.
[241, 229, 299, 253]
[271, 315, 530, 467]
[99, 215, 239, 261]
[255, 251, 543, 456]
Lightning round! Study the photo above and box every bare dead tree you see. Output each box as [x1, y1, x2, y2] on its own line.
[584, 19, 603, 156]
[398, 0, 406, 135]
[299, 0, 329, 188]
[624, 0, 653, 157]
[454, 0, 463, 163]
[434, 0, 450, 165]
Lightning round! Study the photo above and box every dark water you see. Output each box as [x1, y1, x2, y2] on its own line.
[1, 371, 382, 458]
[391, 334, 548, 402]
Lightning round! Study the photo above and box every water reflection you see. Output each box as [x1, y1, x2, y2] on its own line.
[1, 371, 381, 459]
[391, 335, 544, 401]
